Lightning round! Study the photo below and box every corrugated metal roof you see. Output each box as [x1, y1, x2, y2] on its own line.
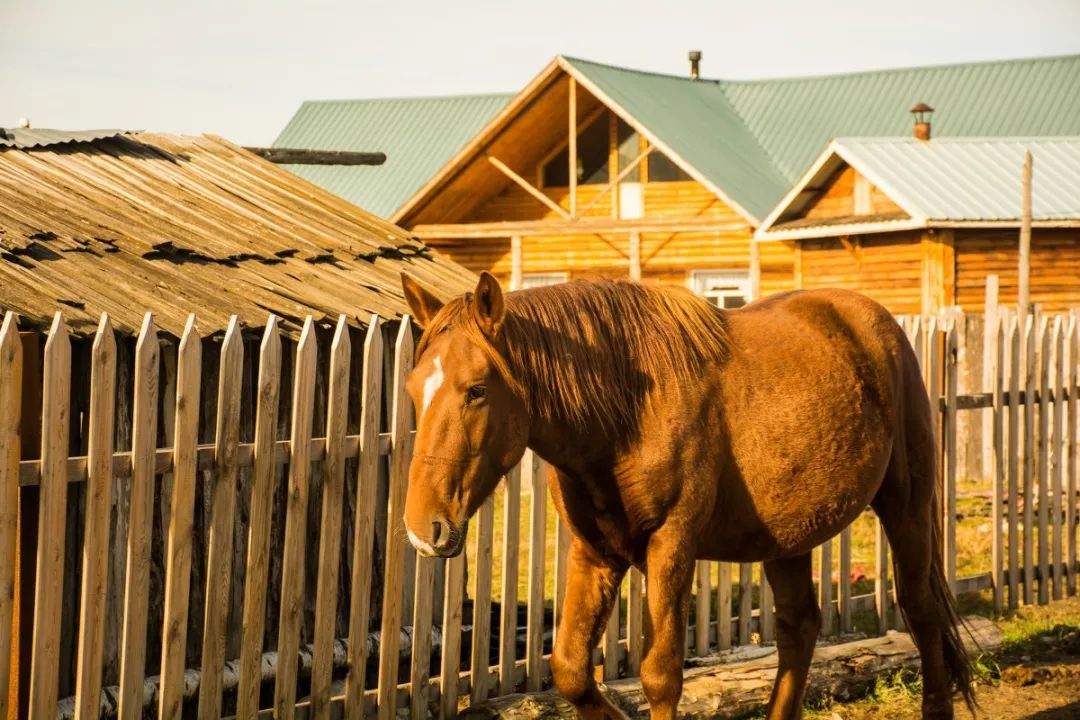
[563, 54, 1080, 222]
[0, 132, 475, 336]
[273, 94, 511, 217]
[834, 137, 1080, 221]
[0, 127, 128, 148]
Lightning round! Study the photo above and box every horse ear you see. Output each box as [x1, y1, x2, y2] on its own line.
[472, 272, 505, 336]
[401, 273, 444, 328]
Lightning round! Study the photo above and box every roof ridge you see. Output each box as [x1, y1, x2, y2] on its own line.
[299, 91, 514, 106]
[835, 135, 1080, 143]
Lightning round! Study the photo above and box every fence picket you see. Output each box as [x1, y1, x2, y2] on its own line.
[991, 312, 1005, 615]
[760, 566, 774, 643]
[1051, 317, 1065, 601]
[470, 495, 495, 704]
[118, 314, 158, 720]
[410, 543, 435, 720]
[29, 313, 71, 718]
[72, 315, 115, 720]
[627, 567, 644, 673]
[0, 313, 22, 720]
[716, 563, 731, 651]
[440, 540, 467, 720]
[838, 527, 852, 633]
[198, 316, 243, 720]
[1023, 314, 1036, 605]
[344, 315, 385, 718]
[501, 464, 522, 692]
[943, 319, 958, 591]
[309, 316, 352, 720]
[875, 520, 889, 633]
[158, 316, 202, 719]
[1037, 316, 1051, 605]
[819, 540, 833, 636]
[1067, 314, 1078, 597]
[377, 318, 415, 720]
[604, 580, 619, 677]
[695, 559, 711, 654]
[737, 563, 752, 644]
[524, 451, 546, 691]
[235, 316, 282, 720]
[1006, 312, 1021, 610]
[275, 317, 318, 720]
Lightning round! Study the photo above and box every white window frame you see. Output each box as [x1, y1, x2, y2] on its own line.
[687, 270, 752, 309]
[521, 272, 569, 289]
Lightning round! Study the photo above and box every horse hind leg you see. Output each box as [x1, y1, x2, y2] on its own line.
[762, 553, 820, 720]
[872, 397, 974, 718]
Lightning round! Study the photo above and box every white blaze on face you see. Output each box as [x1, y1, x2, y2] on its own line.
[420, 354, 445, 416]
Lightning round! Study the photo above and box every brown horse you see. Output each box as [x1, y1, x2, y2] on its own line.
[399, 272, 973, 720]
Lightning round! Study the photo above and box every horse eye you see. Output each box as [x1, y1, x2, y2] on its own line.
[466, 384, 487, 403]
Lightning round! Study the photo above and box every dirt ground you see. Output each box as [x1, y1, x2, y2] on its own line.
[804, 594, 1080, 720]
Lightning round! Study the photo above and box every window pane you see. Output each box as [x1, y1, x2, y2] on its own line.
[617, 119, 640, 182]
[648, 150, 691, 182]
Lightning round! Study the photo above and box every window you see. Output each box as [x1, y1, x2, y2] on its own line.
[522, 272, 568, 289]
[542, 115, 609, 187]
[688, 271, 752, 309]
[648, 151, 691, 182]
[616, 119, 640, 182]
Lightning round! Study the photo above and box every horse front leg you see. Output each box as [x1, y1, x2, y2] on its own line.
[550, 538, 629, 720]
[642, 529, 696, 720]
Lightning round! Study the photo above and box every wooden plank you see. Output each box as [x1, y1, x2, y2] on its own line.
[274, 317, 318, 720]
[983, 275, 1000, 487]
[760, 566, 773, 643]
[839, 527, 852, 633]
[875, 520, 889, 633]
[524, 451, 546, 691]
[943, 319, 958, 592]
[117, 313, 158, 720]
[158, 315, 201, 720]
[235, 316, 282, 720]
[568, 75, 577, 218]
[715, 563, 731, 651]
[1067, 314, 1078, 597]
[28, 313, 70, 719]
[694, 560, 711, 655]
[486, 156, 570, 220]
[1023, 314, 1036, 606]
[1037, 315, 1050, 605]
[1006, 312, 1021, 610]
[626, 567, 644, 675]
[737, 563, 752, 645]
[509, 236, 523, 291]
[241, 147, 386, 166]
[344, 315, 385, 718]
[198, 316, 243, 720]
[500, 465, 522, 693]
[440, 539, 467, 720]
[1051, 316, 1065, 601]
[311, 316, 351, 720]
[469, 495, 495, 705]
[819, 540, 834, 636]
[377, 318, 415, 720]
[991, 312, 1006, 615]
[0, 314, 22, 720]
[72, 315, 116, 720]
[410, 545, 435, 720]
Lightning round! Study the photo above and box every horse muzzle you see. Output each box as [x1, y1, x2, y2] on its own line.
[406, 516, 466, 558]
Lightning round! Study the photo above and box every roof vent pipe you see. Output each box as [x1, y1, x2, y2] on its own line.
[17, 117, 30, 128]
[910, 102, 933, 140]
[688, 50, 702, 80]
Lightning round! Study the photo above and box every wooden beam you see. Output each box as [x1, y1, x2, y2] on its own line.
[608, 113, 618, 220]
[628, 231, 641, 281]
[568, 77, 577, 219]
[411, 215, 746, 239]
[749, 241, 761, 300]
[578, 146, 653, 216]
[510, 236, 523, 290]
[486, 156, 571, 220]
[1019, 150, 1033, 316]
[243, 147, 386, 166]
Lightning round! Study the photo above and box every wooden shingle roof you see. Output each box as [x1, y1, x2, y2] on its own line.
[0, 131, 475, 336]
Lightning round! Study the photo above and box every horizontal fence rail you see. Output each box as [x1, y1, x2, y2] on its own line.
[0, 297, 1077, 720]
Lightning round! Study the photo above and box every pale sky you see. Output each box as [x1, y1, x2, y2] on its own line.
[2, 0, 1079, 146]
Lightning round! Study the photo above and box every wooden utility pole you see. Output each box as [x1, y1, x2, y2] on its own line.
[1018, 150, 1032, 316]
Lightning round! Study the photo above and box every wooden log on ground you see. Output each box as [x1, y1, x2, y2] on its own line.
[460, 616, 1000, 720]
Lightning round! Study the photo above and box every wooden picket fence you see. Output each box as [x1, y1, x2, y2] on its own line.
[0, 301, 1077, 720]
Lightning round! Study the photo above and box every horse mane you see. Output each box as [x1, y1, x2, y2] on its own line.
[418, 279, 729, 437]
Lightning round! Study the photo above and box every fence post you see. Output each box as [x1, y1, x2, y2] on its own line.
[715, 563, 731, 651]
[1023, 314, 1036, 605]
[1037, 316, 1051, 605]
[1066, 313, 1078, 597]
[1006, 312, 1021, 610]
[838, 527, 852, 633]
[469, 495, 495, 705]
[943, 318, 958, 592]
[525, 451, 547, 692]
[500, 464, 522, 692]
[0, 313, 23, 720]
[990, 311, 1005, 615]
[819, 540, 833, 637]
[983, 276, 1000, 485]
[1051, 317, 1065, 601]
[695, 560, 711, 654]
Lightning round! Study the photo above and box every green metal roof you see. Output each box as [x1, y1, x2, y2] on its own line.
[273, 93, 511, 217]
[564, 53, 1080, 222]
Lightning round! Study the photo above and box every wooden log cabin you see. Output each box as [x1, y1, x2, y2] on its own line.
[754, 136, 1080, 314]
[278, 52, 1080, 306]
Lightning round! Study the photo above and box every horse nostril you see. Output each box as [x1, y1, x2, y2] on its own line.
[432, 519, 444, 547]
